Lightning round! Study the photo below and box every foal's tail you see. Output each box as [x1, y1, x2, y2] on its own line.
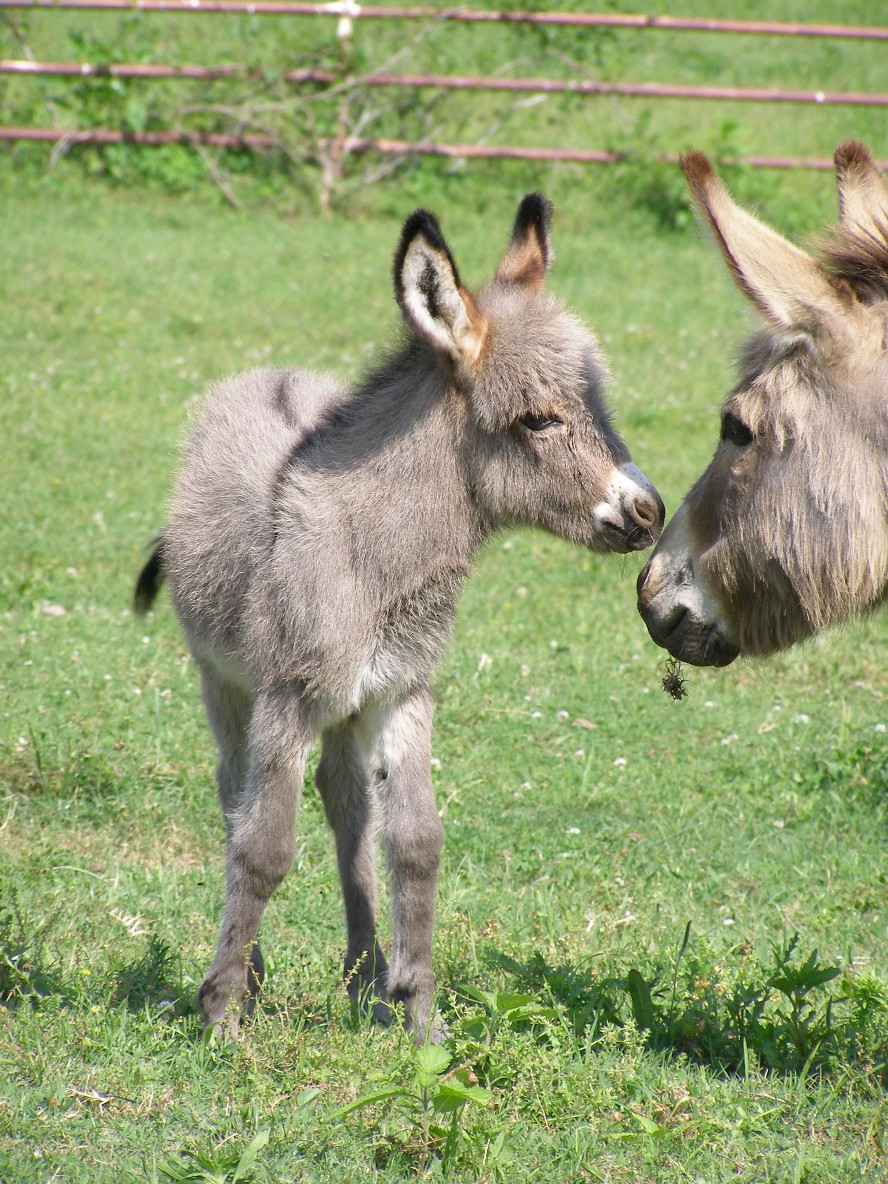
[134, 536, 166, 615]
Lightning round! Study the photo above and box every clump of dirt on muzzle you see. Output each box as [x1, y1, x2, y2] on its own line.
[661, 657, 689, 701]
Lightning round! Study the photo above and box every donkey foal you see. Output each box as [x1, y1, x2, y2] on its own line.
[136, 195, 664, 1041]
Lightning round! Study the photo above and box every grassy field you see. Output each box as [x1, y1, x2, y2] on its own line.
[2, 4, 887, 1182]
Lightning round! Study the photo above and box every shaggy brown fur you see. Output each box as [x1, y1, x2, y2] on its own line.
[638, 141, 888, 665]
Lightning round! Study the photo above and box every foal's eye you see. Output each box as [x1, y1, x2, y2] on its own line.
[520, 412, 563, 432]
[720, 412, 754, 448]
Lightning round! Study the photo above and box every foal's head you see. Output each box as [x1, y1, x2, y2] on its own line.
[394, 195, 664, 553]
[638, 142, 888, 664]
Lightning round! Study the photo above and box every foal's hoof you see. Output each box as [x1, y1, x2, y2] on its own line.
[199, 943, 263, 1039]
[409, 1009, 449, 1046]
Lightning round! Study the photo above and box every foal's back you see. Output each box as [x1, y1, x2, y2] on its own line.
[164, 366, 347, 665]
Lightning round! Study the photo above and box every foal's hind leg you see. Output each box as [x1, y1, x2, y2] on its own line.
[199, 685, 311, 1036]
[198, 664, 265, 1006]
[316, 724, 391, 1026]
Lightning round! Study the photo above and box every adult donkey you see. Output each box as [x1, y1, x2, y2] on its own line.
[136, 195, 664, 1041]
[638, 141, 888, 665]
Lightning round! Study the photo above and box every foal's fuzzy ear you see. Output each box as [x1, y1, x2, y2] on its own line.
[394, 210, 488, 369]
[834, 140, 888, 239]
[681, 150, 851, 335]
[495, 193, 553, 289]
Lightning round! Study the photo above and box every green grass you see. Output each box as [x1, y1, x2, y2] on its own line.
[2, 6, 887, 1181]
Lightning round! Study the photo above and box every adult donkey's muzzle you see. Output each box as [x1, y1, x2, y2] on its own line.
[636, 551, 740, 667]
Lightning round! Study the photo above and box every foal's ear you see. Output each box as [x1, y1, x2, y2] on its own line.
[834, 140, 888, 239]
[495, 193, 553, 289]
[394, 210, 488, 368]
[681, 151, 851, 335]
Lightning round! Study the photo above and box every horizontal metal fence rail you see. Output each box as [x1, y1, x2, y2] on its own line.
[4, 59, 888, 108]
[0, 0, 886, 41]
[3, 4, 885, 170]
[4, 126, 886, 172]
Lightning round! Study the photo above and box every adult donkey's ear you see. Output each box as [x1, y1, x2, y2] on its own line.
[495, 192, 553, 289]
[681, 150, 852, 336]
[834, 140, 888, 240]
[394, 210, 488, 369]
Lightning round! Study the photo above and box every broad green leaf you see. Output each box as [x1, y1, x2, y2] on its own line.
[231, 1129, 270, 1184]
[330, 1086, 407, 1118]
[432, 1081, 492, 1114]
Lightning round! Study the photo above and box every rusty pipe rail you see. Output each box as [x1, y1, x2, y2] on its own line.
[4, 59, 888, 108]
[0, 0, 886, 41]
[5, 126, 886, 171]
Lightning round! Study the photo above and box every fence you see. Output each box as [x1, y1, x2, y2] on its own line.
[1, 3, 886, 173]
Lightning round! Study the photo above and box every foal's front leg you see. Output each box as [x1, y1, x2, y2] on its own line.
[356, 686, 444, 1042]
[199, 687, 311, 1036]
[316, 723, 391, 1025]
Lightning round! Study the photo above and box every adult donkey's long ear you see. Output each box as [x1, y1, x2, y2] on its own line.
[834, 140, 888, 239]
[495, 193, 553, 289]
[681, 151, 851, 335]
[394, 209, 488, 368]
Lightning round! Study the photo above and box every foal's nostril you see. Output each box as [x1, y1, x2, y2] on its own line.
[631, 492, 664, 533]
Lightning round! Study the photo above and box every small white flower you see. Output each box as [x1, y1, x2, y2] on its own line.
[515, 586, 528, 598]
[550, 639, 559, 649]
[723, 918, 735, 926]
[703, 700, 715, 709]
[773, 819, 785, 829]
[574, 749, 585, 758]
[567, 827, 580, 835]
[721, 733, 739, 745]
[476, 652, 492, 672]
[501, 539, 513, 551]
[875, 723, 886, 733]
[556, 710, 570, 721]
[531, 710, 542, 719]
[133, 687, 142, 696]
[520, 664, 530, 677]
[521, 781, 531, 790]
[430, 757, 441, 769]
[794, 713, 810, 725]
[613, 757, 627, 767]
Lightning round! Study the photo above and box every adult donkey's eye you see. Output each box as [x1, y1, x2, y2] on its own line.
[521, 412, 563, 432]
[720, 412, 754, 448]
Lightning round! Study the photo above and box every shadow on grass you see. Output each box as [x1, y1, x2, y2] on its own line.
[111, 934, 191, 1017]
[479, 928, 887, 1084]
[0, 884, 196, 1023]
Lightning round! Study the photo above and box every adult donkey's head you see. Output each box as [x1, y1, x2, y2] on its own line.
[638, 142, 888, 665]
[395, 194, 664, 553]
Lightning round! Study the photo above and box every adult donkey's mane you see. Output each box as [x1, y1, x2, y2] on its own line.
[821, 141, 888, 301]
